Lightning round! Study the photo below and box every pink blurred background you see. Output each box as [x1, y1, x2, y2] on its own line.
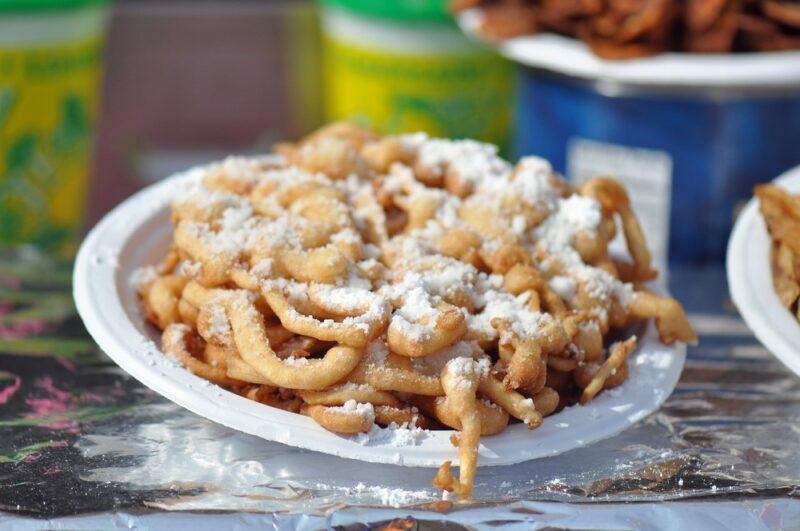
[92, 0, 322, 223]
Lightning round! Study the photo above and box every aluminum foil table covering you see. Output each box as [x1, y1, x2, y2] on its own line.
[0, 249, 799, 530]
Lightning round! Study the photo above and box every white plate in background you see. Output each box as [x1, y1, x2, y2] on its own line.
[74, 165, 687, 467]
[458, 8, 800, 88]
[727, 165, 800, 377]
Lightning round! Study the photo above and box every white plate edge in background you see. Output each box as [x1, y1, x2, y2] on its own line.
[458, 9, 800, 88]
[727, 165, 800, 377]
[74, 165, 687, 468]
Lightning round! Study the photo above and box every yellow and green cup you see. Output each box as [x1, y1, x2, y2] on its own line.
[318, 0, 513, 150]
[0, 0, 108, 255]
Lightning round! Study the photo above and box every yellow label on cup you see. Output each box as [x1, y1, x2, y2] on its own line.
[323, 37, 513, 150]
[0, 35, 102, 253]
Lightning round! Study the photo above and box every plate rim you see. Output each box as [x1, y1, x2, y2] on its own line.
[74, 165, 687, 468]
[727, 165, 800, 377]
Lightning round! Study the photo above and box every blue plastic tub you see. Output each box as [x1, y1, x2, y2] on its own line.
[464, 29, 800, 264]
[515, 70, 800, 263]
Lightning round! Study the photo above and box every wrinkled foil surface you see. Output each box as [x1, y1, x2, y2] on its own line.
[0, 250, 798, 528]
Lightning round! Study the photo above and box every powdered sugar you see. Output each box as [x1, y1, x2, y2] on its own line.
[549, 275, 577, 301]
[331, 400, 375, 423]
[172, 177, 249, 218]
[206, 304, 231, 340]
[164, 322, 191, 345]
[394, 285, 438, 322]
[412, 135, 511, 186]
[281, 356, 309, 367]
[412, 341, 479, 376]
[520, 397, 534, 408]
[384, 279, 442, 341]
[206, 155, 271, 188]
[130, 266, 158, 291]
[250, 258, 273, 278]
[335, 382, 377, 392]
[266, 279, 391, 336]
[445, 356, 490, 387]
[481, 155, 561, 212]
[310, 284, 382, 314]
[354, 420, 429, 448]
[320, 481, 433, 506]
[176, 260, 202, 277]
[535, 194, 601, 253]
[474, 290, 550, 342]
[365, 339, 388, 366]
[534, 194, 634, 310]
[574, 266, 634, 307]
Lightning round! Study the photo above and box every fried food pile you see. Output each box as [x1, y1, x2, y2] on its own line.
[453, 0, 800, 58]
[756, 184, 800, 317]
[136, 123, 696, 499]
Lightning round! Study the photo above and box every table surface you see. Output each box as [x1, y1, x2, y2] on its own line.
[1, 249, 798, 530]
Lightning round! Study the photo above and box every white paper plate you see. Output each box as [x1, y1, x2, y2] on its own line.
[727, 165, 800, 377]
[458, 9, 800, 88]
[74, 166, 687, 467]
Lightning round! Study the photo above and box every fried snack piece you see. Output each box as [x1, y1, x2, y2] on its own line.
[226, 355, 276, 385]
[276, 122, 376, 180]
[373, 405, 436, 429]
[494, 317, 569, 390]
[684, 0, 740, 53]
[226, 292, 364, 390]
[349, 361, 445, 396]
[162, 323, 241, 386]
[414, 395, 509, 435]
[576, 337, 636, 403]
[478, 371, 542, 428]
[580, 177, 657, 283]
[298, 385, 402, 408]
[532, 386, 560, 416]
[387, 303, 467, 357]
[475, 4, 540, 42]
[144, 275, 188, 329]
[762, 0, 800, 29]
[264, 287, 390, 348]
[629, 291, 698, 345]
[432, 358, 486, 499]
[756, 184, 800, 314]
[756, 184, 800, 255]
[452, 0, 800, 57]
[301, 401, 375, 434]
[244, 385, 303, 413]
